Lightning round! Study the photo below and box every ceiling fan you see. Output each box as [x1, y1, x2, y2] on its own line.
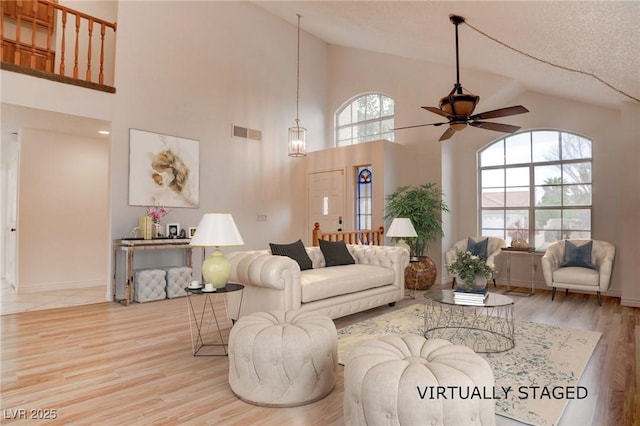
[395, 15, 529, 141]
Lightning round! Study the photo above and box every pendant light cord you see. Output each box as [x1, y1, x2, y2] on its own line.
[295, 13, 302, 124]
[463, 20, 639, 103]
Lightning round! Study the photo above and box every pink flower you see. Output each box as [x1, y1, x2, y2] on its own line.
[147, 204, 169, 223]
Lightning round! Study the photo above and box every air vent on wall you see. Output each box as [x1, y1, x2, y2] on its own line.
[232, 124, 262, 141]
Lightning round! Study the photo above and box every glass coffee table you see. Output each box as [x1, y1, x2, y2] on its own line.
[424, 289, 515, 353]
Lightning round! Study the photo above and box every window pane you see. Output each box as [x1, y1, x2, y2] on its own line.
[356, 97, 367, 121]
[338, 106, 352, 126]
[563, 184, 592, 206]
[536, 208, 561, 230]
[359, 198, 371, 214]
[506, 187, 529, 207]
[562, 133, 592, 159]
[480, 140, 504, 167]
[506, 210, 529, 244]
[482, 188, 504, 207]
[563, 162, 591, 184]
[482, 229, 505, 238]
[338, 127, 352, 142]
[381, 96, 394, 117]
[379, 131, 394, 142]
[381, 118, 394, 134]
[536, 230, 560, 250]
[481, 169, 504, 188]
[534, 164, 562, 185]
[505, 167, 529, 187]
[535, 185, 562, 206]
[563, 208, 591, 231]
[482, 210, 504, 228]
[365, 94, 380, 120]
[532, 131, 560, 162]
[505, 133, 531, 164]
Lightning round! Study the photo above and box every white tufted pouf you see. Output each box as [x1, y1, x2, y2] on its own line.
[228, 310, 337, 407]
[344, 335, 496, 426]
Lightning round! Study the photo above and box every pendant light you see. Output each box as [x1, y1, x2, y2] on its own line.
[288, 14, 306, 157]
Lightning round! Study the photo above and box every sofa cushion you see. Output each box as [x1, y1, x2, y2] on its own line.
[553, 266, 599, 287]
[561, 240, 595, 269]
[300, 264, 394, 303]
[318, 240, 355, 266]
[269, 239, 313, 270]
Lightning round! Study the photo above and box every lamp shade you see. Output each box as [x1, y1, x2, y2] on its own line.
[189, 213, 245, 247]
[386, 218, 417, 238]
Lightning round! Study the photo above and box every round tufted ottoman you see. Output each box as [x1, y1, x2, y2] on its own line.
[228, 310, 337, 407]
[344, 335, 495, 426]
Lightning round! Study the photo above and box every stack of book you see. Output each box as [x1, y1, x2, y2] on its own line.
[453, 288, 488, 305]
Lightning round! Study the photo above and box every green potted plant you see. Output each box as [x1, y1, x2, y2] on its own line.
[385, 182, 449, 290]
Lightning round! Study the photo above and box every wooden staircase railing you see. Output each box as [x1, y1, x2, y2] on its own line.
[1, 0, 117, 91]
[312, 222, 385, 246]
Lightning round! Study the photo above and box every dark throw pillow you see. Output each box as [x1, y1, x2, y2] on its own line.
[467, 237, 489, 261]
[318, 239, 355, 267]
[269, 239, 313, 270]
[561, 240, 595, 269]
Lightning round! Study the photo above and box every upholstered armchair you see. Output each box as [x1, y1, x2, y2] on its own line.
[541, 239, 615, 306]
[445, 237, 507, 288]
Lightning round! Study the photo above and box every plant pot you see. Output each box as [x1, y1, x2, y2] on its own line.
[405, 256, 437, 291]
[456, 274, 488, 292]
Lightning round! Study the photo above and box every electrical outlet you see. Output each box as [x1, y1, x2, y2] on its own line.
[257, 214, 267, 222]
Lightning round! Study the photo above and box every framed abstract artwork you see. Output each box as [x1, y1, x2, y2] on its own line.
[128, 129, 199, 208]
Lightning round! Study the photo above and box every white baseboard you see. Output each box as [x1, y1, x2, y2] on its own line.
[17, 280, 104, 294]
[621, 297, 640, 308]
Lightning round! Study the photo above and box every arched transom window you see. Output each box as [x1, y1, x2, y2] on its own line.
[336, 93, 394, 147]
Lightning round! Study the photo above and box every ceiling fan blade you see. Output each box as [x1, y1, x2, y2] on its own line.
[393, 122, 447, 131]
[421, 106, 452, 119]
[469, 121, 522, 133]
[470, 105, 529, 121]
[439, 127, 456, 141]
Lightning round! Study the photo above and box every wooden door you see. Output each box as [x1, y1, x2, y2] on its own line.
[308, 170, 345, 236]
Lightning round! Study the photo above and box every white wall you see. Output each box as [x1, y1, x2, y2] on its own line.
[108, 1, 329, 254]
[18, 128, 109, 292]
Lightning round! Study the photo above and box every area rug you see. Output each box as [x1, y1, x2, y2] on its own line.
[337, 304, 601, 426]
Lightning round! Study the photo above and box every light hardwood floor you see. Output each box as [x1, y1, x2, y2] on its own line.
[1, 285, 638, 425]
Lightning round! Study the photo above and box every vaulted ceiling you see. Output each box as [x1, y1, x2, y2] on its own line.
[255, 1, 639, 109]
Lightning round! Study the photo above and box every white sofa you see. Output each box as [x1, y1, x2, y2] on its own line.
[226, 245, 409, 320]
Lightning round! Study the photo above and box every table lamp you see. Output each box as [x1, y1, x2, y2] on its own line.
[386, 218, 417, 255]
[189, 213, 245, 288]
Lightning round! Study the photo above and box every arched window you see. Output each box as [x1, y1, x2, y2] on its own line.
[479, 130, 592, 250]
[336, 93, 394, 147]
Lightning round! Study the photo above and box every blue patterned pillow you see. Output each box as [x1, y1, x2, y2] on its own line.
[561, 240, 595, 269]
[467, 237, 489, 261]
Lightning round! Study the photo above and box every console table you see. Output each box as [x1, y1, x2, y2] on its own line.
[112, 238, 193, 305]
[501, 247, 538, 297]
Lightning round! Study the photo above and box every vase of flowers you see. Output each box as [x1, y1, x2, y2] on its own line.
[447, 248, 494, 292]
[147, 204, 169, 238]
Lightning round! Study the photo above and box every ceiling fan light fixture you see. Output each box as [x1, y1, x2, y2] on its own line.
[450, 121, 468, 131]
[439, 93, 480, 116]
